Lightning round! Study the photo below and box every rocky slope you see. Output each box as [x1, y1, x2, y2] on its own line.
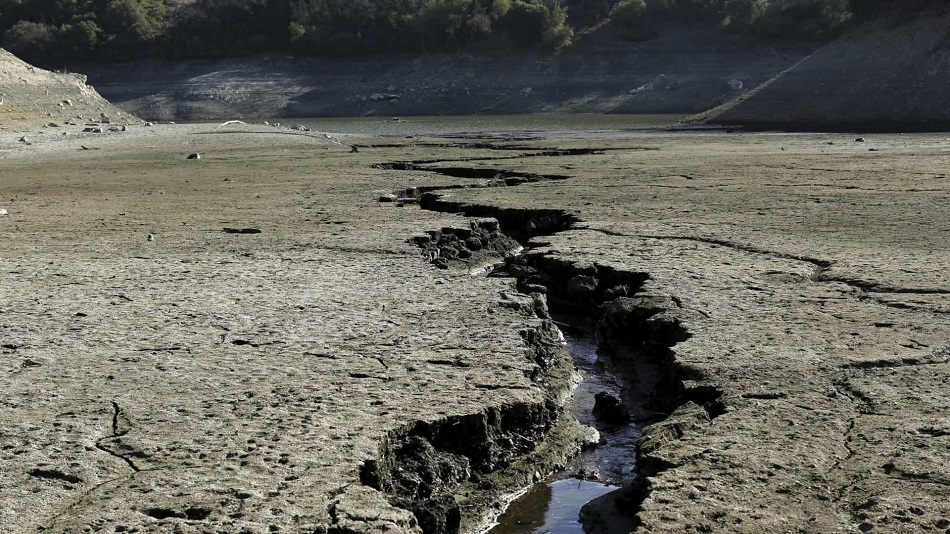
[709, 3, 950, 130]
[0, 48, 134, 131]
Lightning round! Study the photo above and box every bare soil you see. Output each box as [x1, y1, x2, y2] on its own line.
[1, 123, 949, 534]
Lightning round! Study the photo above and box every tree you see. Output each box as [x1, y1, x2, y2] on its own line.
[721, 0, 768, 27]
[503, 0, 571, 48]
[2, 20, 55, 64]
[610, 0, 646, 27]
[58, 18, 102, 60]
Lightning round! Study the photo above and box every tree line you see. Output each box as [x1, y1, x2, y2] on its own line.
[0, 0, 909, 67]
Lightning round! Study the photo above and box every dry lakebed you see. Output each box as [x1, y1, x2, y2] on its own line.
[1, 123, 949, 533]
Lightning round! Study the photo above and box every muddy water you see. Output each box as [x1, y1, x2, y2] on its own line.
[485, 332, 652, 533]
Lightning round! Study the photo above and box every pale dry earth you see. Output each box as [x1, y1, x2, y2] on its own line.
[1, 123, 949, 534]
[0, 125, 581, 533]
[0, 49, 134, 133]
[417, 132, 950, 533]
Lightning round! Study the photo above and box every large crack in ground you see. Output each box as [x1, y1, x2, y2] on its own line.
[353, 149, 728, 533]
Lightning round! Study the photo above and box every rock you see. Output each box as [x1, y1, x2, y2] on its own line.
[378, 194, 398, 203]
[187, 153, 201, 160]
[566, 274, 598, 300]
[592, 392, 630, 425]
[0, 209, 8, 216]
[370, 93, 400, 102]
[855, 137, 866, 142]
[728, 79, 744, 90]
[82, 127, 103, 133]
[520, 87, 533, 97]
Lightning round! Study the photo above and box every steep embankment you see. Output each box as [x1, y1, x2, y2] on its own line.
[79, 28, 808, 121]
[0, 48, 133, 131]
[710, 3, 950, 130]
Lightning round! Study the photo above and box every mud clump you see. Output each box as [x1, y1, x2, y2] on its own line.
[409, 218, 518, 269]
[361, 392, 566, 534]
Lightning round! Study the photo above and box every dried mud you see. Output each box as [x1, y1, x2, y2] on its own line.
[2, 125, 950, 534]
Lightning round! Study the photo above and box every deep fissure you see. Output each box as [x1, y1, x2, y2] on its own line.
[358, 158, 725, 533]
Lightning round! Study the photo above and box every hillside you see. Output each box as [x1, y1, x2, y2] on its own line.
[708, 3, 950, 130]
[0, 48, 134, 131]
[80, 27, 809, 121]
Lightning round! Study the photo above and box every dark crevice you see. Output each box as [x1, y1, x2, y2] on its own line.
[600, 232, 833, 273]
[95, 401, 142, 472]
[375, 162, 570, 183]
[365, 148, 728, 533]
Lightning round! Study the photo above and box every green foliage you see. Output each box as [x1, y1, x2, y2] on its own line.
[287, 21, 305, 43]
[503, 0, 571, 48]
[2, 19, 55, 63]
[610, 0, 646, 27]
[721, 0, 767, 27]
[102, 0, 165, 47]
[542, 1, 572, 47]
[0, 0, 909, 64]
[58, 18, 101, 60]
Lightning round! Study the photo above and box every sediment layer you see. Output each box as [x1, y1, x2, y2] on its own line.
[3, 126, 950, 534]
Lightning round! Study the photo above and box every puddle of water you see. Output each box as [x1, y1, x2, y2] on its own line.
[562, 334, 642, 484]
[484, 330, 652, 533]
[487, 478, 617, 534]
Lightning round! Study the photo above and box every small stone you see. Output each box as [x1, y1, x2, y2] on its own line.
[592, 391, 631, 425]
[187, 153, 201, 160]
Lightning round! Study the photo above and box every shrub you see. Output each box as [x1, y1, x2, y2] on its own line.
[503, 0, 572, 48]
[58, 18, 102, 61]
[721, 0, 767, 27]
[287, 21, 305, 43]
[610, 0, 647, 27]
[2, 20, 55, 64]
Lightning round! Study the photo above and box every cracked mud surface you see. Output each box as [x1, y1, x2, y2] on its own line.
[2, 126, 950, 533]
[413, 133, 950, 533]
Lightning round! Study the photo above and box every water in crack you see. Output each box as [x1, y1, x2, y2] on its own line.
[486, 331, 647, 533]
